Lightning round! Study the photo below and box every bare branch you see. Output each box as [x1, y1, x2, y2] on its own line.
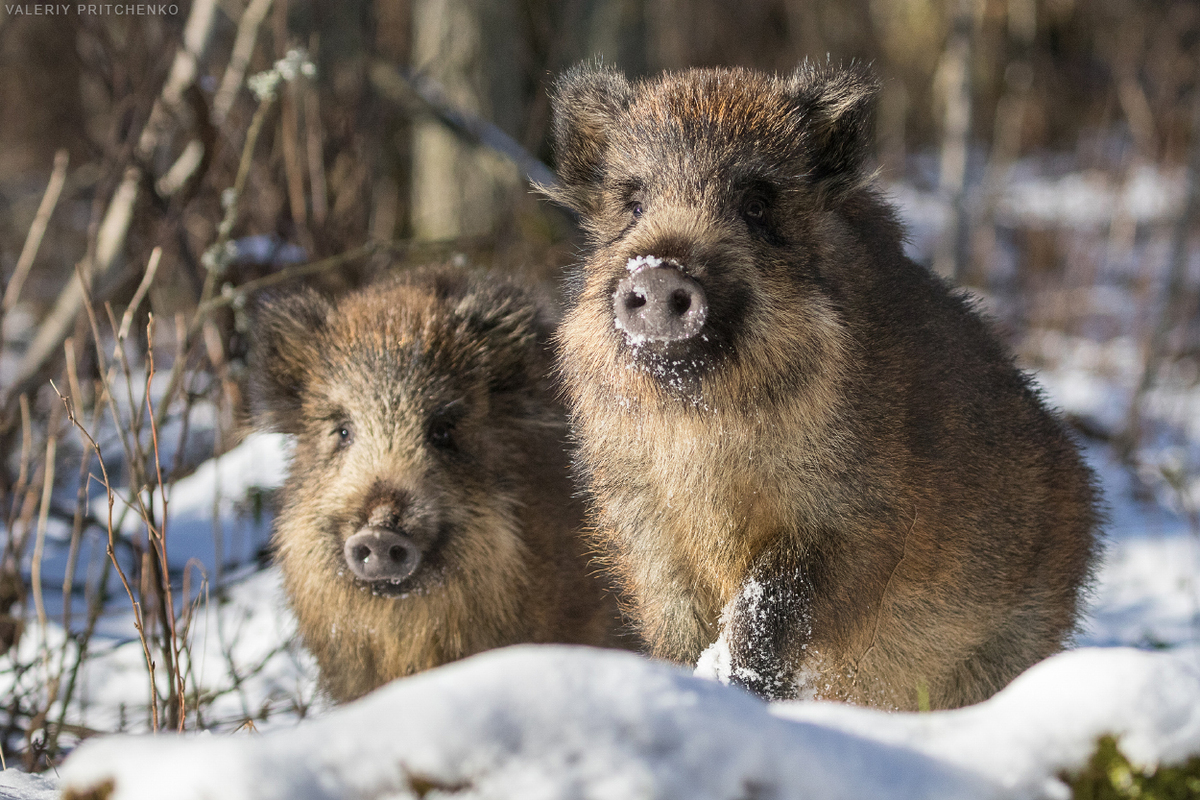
[52, 383, 159, 733]
[30, 392, 61, 639]
[368, 60, 559, 190]
[116, 247, 162, 347]
[0, 0, 219, 417]
[1124, 92, 1200, 452]
[2, 150, 69, 312]
[213, 0, 275, 124]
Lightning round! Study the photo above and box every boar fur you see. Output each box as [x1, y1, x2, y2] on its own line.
[249, 266, 625, 702]
[545, 63, 1102, 709]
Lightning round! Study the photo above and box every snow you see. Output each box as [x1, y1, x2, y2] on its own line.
[0, 562, 319, 745]
[626, 255, 666, 273]
[994, 164, 1186, 230]
[0, 769, 57, 800]
[26, 430, 291, 640]
[776, 646, 1200, 799]
[53, 645, 1200, 800]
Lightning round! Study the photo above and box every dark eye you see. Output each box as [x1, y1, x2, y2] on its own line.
[335, 421, 354, 449]
[743, 197, 767, 222]
[427, 418, 456, 451]
[631, 201, 644, 219]
[427, 404, 464, 452]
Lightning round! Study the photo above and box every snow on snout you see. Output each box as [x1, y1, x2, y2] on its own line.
[626, 254, 666, 273]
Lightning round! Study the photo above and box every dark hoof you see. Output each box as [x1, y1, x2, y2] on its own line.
[613, 265, 707, 343]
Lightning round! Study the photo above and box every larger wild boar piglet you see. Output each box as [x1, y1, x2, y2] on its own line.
[547, 63, 1102, 709]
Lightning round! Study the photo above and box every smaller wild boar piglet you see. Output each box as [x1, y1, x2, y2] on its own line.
[249, 266, 624, 702]
[546, 63, 1103, 709]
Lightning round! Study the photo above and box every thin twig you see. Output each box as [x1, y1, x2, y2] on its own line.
[5, 395, 33, 537]
[280, 81, 310, 243]
[43, 381, 101, 763]
[854, 511, 918, 675]
[7, 410, 43, 575]
[145, 319, 187, 731]
[304, 48, 327, 226]
[3, 150, 69, 312]
[213, 0, 275, 124]
[197, 241, 380, 317]
[52, 535, 114, 755]
[30, 402, 60, 645]
[933, 0, 976, 282]
[149, 85, 281, 438]
[115, 247, 162, 347]
[60, 340, 90, 633]
[52, 384, 159, 733]
[1124, 92, 1200, 453]
[368, 60, 559, 189]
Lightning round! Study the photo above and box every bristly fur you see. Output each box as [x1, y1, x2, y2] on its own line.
[548, 63, 1103, 709]
[248, 265, 629, 703]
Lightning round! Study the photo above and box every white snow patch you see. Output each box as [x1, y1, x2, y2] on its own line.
[995, 164, 1185, 229]
[57, 645, 1200, 800]
[60, 646, 997, 800]
[694, 634, 731, 684]
[1083, 534, 1200, 648]
[625, 254, 665, 273]
[0, 769, 58, 800]
[0, 567, 319, 743]
[775, 646, 1200, 799]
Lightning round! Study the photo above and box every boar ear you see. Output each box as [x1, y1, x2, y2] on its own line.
[452, 279, 552, 394]
[542, 63, 634, 215]
[247, 288, 332, 434]
[788, 62, 880, 197]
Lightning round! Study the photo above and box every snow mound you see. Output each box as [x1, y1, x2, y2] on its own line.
[775, 646, 1200, 798]
[0, 769, 58, 800]
[58, 645, 1200, 800]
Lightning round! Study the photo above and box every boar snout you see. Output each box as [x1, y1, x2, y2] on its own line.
[343, 528, 422, 583]
[613, 265, 707, 343]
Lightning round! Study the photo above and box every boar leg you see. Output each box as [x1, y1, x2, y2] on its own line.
[724, 548, 815, 701]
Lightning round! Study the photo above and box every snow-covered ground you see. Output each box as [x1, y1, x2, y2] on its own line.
[2, 160, 1199, 797]
[50, 644, 1200, 800]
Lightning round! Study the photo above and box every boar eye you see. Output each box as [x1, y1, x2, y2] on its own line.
[334, 421, 355, 449]
[427, 402, 465, 453]
[742, 197, 767, 222]
[427, 418, 456, 452]
[630, 201, 645, 220]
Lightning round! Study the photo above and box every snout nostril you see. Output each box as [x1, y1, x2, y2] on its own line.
[669, 289, 692, 317]
[613, 267, 707, 343]
[344, 528, 421, 583]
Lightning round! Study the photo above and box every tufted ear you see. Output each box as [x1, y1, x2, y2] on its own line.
[450, 274, 554, 395]
[541, 63, 634, 216]
[787, 62, 880, 198]
[247, 287, 333, 434]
